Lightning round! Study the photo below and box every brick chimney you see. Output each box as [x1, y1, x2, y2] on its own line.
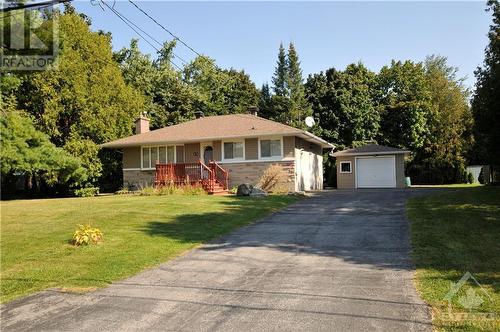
[135, 114, 150, 134]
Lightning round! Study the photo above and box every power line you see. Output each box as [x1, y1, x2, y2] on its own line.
[1, 2, 64, 18]
[101, 2, 187, 65]
[0, 0, 71, 12]
[127, 0, 201, 57]
[100, 0, 183, 71]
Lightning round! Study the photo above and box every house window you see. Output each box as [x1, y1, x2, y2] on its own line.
[159, 147, 166, 163]
[223, 141, 244, 160]
[260, 139, 281, 158]
[151, 147, 158, 165]
[142, 146, 176, 169]
[142, 147, 150, 169]
[167, 146, 175, 163]
[340, 161, 352, 173]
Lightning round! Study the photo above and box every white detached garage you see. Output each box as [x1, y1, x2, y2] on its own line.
[333, 144, 410, 189]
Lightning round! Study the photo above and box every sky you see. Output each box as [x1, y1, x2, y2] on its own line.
[72, 1, 492, 90]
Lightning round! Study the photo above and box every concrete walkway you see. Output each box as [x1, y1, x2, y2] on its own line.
[1, 189, 432, 331]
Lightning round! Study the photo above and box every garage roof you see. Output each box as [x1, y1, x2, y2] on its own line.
[332, 144, 410, 157]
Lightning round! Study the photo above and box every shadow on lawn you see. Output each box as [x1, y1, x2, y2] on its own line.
[142, 187, 499, 282]
[141, 189, 444, 271]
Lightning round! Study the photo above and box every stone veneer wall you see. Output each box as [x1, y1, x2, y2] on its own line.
[123, 170, 155, 190]
[123, 162, 296, 191]
[223, 161, 295, 191]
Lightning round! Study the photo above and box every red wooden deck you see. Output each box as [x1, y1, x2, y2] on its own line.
[154, 160, 229, 195]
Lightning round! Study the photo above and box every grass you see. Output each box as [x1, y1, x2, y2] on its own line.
[411, 183, 483, 188]
[408, 186, 500, 331]
[0, 194, 297, 303]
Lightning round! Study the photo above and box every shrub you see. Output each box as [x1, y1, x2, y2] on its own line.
[138, 184, 206, 196]
[467, 172, 475, 184]
[257, 165, 287, 193]
[73, 225, 103, 246]
[182, 184, 206, 196]
[74, 187, 99, 197]
[137, 185, 156, 196]
[478, 169, 485, 184]
[114, 188, 131, 195]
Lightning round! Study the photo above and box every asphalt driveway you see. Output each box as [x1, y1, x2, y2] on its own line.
[1, 189, 432, 331]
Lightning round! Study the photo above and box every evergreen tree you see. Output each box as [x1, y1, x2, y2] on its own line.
[268, 42, 310, 126]
[272, 43, 288, 97]
[0, 111, 85, 194]
[258, 83, 273, 119]
[286, 43, 311, 127]
[471, 0, 500, 166]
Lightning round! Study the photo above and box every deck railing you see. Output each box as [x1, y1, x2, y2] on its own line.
[209, 161, 229, 190]
[154, 160, 227, 193]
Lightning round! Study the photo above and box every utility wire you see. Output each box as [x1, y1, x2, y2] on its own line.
[1, 2, 63, 18]
[0, 0, 71, 12]
[127, 0, 201, 57]
[100, 0, 183, 71]
[102, 2, 187, 65]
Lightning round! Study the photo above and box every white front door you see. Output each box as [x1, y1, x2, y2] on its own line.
[356, 156, 396, 188]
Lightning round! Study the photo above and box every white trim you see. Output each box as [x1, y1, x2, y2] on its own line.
[221, 139, 245, 162]
[258, 136, 283, 161]
[218, 158, 295, 165]
[140, 144, 178, 170]
[339, 161, 352, 174]
[355, 155, 396, 188]
[123, 168, 142, 171]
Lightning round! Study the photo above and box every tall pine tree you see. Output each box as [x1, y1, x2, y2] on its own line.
[272, 43, 288, 97]
[471, 0, 500, 167]
[268, 42, 310, 127]
[287, 43, 311, 127]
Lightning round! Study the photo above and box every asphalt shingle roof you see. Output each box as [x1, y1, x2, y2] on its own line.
[332, 144, 410, 156]
[102, 114, 333, 148]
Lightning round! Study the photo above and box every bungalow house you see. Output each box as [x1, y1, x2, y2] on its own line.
[102, 111, 333, 194]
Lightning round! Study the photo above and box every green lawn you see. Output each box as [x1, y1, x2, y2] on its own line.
[0, 194, 297, 303]
[408, 186, 500, 331]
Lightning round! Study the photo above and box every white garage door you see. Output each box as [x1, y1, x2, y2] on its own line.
[356, 156, 396, 188]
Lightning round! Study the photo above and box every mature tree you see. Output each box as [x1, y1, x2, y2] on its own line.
[17, 11, 144, 187]
[471, 0, 500, 166]
[375, 60, 431, 150]
[258, 83, 273, 119]
[114, 39, 157, 116]
[305, 63, 379, 149]
[0, 111, 84, 194]
[222, 68, 260, 114]
[286, 43, 311, 127]
[183, 56, 257, 117]
[407, 56, 473, 183]
[149, 42, 200, 128]
[272, 43, 288, 97]
[267, 42, 310, 126]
